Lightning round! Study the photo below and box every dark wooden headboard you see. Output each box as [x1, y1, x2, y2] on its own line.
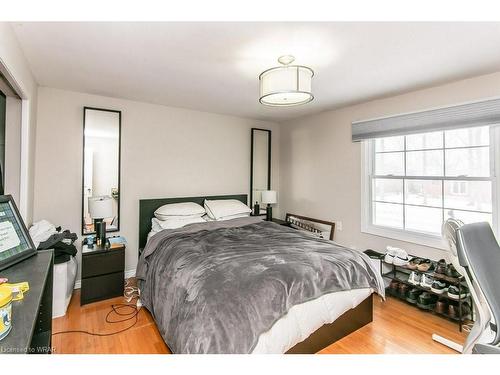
[138, 194, 248, 250]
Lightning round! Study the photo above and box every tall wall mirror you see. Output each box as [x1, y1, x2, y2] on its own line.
[250, 128, 271, 213]
[82, 107, 121, 235]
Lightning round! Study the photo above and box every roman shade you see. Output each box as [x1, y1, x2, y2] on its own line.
[352, 97, 500, 142]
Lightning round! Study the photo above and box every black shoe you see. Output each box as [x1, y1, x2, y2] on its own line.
[435, 259, 447, 274]
[445, 264, 461, 279]
[447, 285, 469, 300]
[398, 283, 410, 298]
[417, 292, 438, 310]
[406, 288, 422, 304]
[388, 280, 399, 295]
[448, 301, 471, 319]
[430, 280, 448, 294]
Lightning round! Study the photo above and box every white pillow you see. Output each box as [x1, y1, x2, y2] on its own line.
[217, 212, 251, 221]
[151, 216, 206, 231]
[204, 199, 252, 220]
[154, 202, 205, 220]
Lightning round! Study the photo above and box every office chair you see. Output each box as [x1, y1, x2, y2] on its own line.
[435, 219, 500, 354]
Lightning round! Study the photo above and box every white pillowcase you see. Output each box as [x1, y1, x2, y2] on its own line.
[204, 199, 252, 220]
[154, 202, 205, 220]
[151, 216, 206, 231]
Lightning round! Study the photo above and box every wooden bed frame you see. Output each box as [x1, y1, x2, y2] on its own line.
[138, 194, 374, 353]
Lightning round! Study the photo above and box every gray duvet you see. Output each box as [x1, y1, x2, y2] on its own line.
[136, 217, 384, 354]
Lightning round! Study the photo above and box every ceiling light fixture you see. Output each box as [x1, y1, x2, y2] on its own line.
[259, 55, 314, 107]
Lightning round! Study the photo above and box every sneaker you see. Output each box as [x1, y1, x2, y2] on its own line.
[393, 248, 410, 266]
[447, 285, 469, 300]
[384, 246, 397, 264]
[420, 274, 434, 289]
[430, 280, 448, 294]
[445, 264, 461, 279]
[406, 288, 422, 304]
[435, 259, 447, 274]
[417, 259, 435, 272]
[417, 292, 438, 310]
[408, 271, 421, 286]
[406, 257, 424, 270]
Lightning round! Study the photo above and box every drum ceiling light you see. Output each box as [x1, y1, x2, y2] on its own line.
[259, 55, 314, 107]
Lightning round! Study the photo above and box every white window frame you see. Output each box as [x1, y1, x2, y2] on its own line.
[361, 126, 500, 250]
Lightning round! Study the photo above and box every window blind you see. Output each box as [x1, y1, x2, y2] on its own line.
[352, 97, 500, 142]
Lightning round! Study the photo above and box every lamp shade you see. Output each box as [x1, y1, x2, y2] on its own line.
[259, 56, 314, 107]
[261, 190, 277, 205]
[88, 196, 113, 219]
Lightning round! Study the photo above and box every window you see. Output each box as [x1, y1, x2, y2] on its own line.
[362, 125, 499, 248]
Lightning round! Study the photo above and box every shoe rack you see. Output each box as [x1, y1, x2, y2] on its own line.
[381, 258, 473, 332]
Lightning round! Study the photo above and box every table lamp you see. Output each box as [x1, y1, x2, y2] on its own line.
[261, 190, 277, 221]
[88, 196, 113, 246]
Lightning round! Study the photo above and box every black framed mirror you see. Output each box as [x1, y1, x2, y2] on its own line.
[250, 128, 271, 213]
[82, 107, 121, 235]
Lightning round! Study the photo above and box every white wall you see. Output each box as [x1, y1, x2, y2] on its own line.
[279, 71, 500, 261]
[0, 23, 38, 223]
[34, 87, 280, 280]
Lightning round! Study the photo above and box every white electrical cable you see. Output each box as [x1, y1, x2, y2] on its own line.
[124, 279, 140, 303]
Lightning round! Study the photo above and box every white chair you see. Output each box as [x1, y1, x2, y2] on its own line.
[434, 219, 499, 353]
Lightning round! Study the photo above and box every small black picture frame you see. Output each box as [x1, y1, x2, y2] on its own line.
[0, 195, 37, 271]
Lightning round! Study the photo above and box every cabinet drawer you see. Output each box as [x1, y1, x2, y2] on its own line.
[81, 272, 124, 305]
[82, 250, 124, 278]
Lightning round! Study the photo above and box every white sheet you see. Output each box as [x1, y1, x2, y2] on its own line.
[252, 288, 373, 353]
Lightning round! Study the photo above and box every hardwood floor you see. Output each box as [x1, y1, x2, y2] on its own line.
[52, 290, 170, 354]
[319, 296, 467, 354]
[52, 292, 467, 354]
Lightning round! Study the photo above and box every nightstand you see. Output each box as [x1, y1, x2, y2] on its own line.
[80, 242, 125, 305]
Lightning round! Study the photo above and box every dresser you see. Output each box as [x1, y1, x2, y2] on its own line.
[0, 250, 53, 354]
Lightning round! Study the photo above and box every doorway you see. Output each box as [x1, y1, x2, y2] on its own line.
[0, 89, 5, 195]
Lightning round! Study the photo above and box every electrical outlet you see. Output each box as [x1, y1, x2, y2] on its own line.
[336, 221, 343, 231]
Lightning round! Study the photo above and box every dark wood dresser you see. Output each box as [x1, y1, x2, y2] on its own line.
[0, 250, 53, 354]
[81, 243, 125, 305]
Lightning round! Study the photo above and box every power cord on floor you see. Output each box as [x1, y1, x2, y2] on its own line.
[52, 280, 143, 337]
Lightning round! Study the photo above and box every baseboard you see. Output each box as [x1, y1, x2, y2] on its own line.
[73, 268, 136, 290]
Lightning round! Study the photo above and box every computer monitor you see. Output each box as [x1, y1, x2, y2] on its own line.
[0, 195, 36, 271]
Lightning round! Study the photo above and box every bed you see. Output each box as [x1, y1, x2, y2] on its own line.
[136, 194, 384, 354]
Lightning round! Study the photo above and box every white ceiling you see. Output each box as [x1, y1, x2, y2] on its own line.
[11, 22, 500, 122]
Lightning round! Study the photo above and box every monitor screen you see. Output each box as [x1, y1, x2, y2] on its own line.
[0, 196, 35, 268]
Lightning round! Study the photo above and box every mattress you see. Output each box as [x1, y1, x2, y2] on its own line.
[252, 287, 372, 353]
